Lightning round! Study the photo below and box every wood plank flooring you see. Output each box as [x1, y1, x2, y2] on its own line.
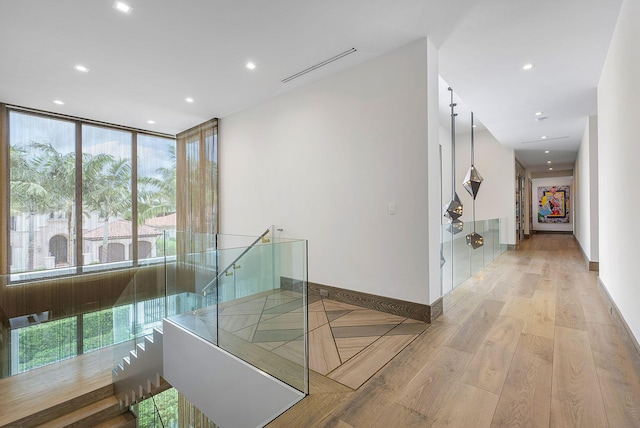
[268, 234, 640, 427]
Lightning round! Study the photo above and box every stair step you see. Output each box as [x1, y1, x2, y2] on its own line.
[36, 396, 123, 428]
[7, 384, 115, 427]
[92, 412, 137, 428]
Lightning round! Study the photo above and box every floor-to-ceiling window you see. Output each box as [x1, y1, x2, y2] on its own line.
[6, 108, 176, 279]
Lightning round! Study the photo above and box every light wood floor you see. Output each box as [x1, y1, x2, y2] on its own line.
[268, 234, 640, 427]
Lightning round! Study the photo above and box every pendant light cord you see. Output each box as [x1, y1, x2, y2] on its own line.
[449, 87, 457, 200]
[471, 111, 476, 233]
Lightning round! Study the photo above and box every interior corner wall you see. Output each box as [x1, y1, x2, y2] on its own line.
[531, 176, 574, 232]
[454, 129, 516, 245]
[219, 39, 434, 305]
[574, 116, 599, 262]
[425, 38, 442, 304]
[598, 0, 640, 343]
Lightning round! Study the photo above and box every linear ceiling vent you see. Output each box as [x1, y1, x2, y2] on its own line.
[520, 136, 569, 144]
[281, 48, 357, 83]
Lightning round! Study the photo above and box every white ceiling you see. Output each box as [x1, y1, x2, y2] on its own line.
[0, 0, 622, 171]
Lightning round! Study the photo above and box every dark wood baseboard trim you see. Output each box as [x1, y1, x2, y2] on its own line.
[524, 233, 531, 240]
[281, 278, 439, 323]
[597, 277, 640, 373]
[532, 230, 573, 234]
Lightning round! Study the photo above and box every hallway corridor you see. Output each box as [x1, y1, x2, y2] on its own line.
[269, 234, 640, 427]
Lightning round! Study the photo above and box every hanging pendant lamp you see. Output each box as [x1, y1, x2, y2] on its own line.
[444, 87, 463, 234]
[465, 112, 484, 249]
[463, 112, 484, 199]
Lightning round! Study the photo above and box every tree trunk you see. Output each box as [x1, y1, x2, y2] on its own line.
[102, 217, 109, 263]
[28, 209, 35, 271]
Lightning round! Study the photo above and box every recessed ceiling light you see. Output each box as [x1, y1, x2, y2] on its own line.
[53, 100, 65, 105]
[74, 64, 89, 73]
[545, 150, 550, 153]
[547, 160, 552, 164]
[185, 97, 194, 103]
[246, 62, 256, 70]
[147, 120, 156, 124]
[549, 167, 553, 170]
[472, 125, 477, 128]
[522, 63, 534, 70]
[541, 136, 548, 139]
[113, 1, 133, 14]
[535, 111, 543, 116]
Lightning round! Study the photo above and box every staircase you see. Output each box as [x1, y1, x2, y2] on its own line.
[113, 328, 165, 407]
[2, 384, 136, 428]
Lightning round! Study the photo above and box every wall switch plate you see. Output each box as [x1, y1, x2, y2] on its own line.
[388, 202, 397, 215]
[319, 289, 329, 297]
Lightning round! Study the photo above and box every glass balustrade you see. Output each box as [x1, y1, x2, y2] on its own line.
[441, 217, 508, 295]
[0, 229, 309, 397]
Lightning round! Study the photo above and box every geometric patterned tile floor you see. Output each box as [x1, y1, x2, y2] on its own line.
[170, 289, 429, 391]
[214, 291, 429, 390]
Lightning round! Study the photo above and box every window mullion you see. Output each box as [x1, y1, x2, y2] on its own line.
[75, 121, 83, 273]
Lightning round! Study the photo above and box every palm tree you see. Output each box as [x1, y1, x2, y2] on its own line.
[137, 145, 176, 224]
[10, 145, 56, 270]
[29, 142, 77, 266]
[83, 156, 132, 263]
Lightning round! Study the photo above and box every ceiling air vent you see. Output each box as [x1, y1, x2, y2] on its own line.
[520, 136, 569, 144]
[281, 48, 357, 83]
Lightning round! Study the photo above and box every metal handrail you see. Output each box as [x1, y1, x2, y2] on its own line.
[201, 228, 271, 296]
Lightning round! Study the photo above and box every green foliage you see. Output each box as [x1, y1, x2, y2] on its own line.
[83, 309, 115, 353]
[137, 388, 179, 427]
[18, 317, 78, 372]
[17, 305, 134, 373]
[156, 237, 177, 257]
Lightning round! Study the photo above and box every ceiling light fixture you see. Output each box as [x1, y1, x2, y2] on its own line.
[541, 136, 548, 139]
[522, 63, 534, 71]
[246, 62, 256, 70]
[113, 1, 133, 14]
[549, 167, 553, 170]
[53, 100, 65, 105]
[545, 150, 550, 153]
[185, 97, 194, 103]
[535, 111, 543, 116]
[147, 120, 155, 124]
[74, 65, 89, 73]
[547, 160, 552, 164]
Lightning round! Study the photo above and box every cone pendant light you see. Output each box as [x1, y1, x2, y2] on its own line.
[465, 112, 484, 249]
[444, 87, 463, 234]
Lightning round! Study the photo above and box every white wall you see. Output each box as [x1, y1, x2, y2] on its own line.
[531, 176, 574, 232]
[574, 115, 599, 262]
[598, 0, 640, 342]
[220, 39, 442, 305]
[455, 129, 516, 244]
[163, 320, 303, 427]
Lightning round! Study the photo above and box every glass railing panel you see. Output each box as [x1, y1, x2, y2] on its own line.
[164, 231, 218, 345]
[440, 222, 454, 296]
[440, 217, 508, 296]
[470, 221, 485, 274]
[0, 260, 166, 379]
[134, 388, 179, 428]
[482, 220, 496, 266]
[215, 237, 309, 394]
[453, 221, 471, 287]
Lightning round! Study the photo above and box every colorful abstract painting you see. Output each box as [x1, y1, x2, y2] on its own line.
[538, 185, 570, 223]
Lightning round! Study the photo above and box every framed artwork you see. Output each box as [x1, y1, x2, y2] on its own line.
[537, 185, 570, 223]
